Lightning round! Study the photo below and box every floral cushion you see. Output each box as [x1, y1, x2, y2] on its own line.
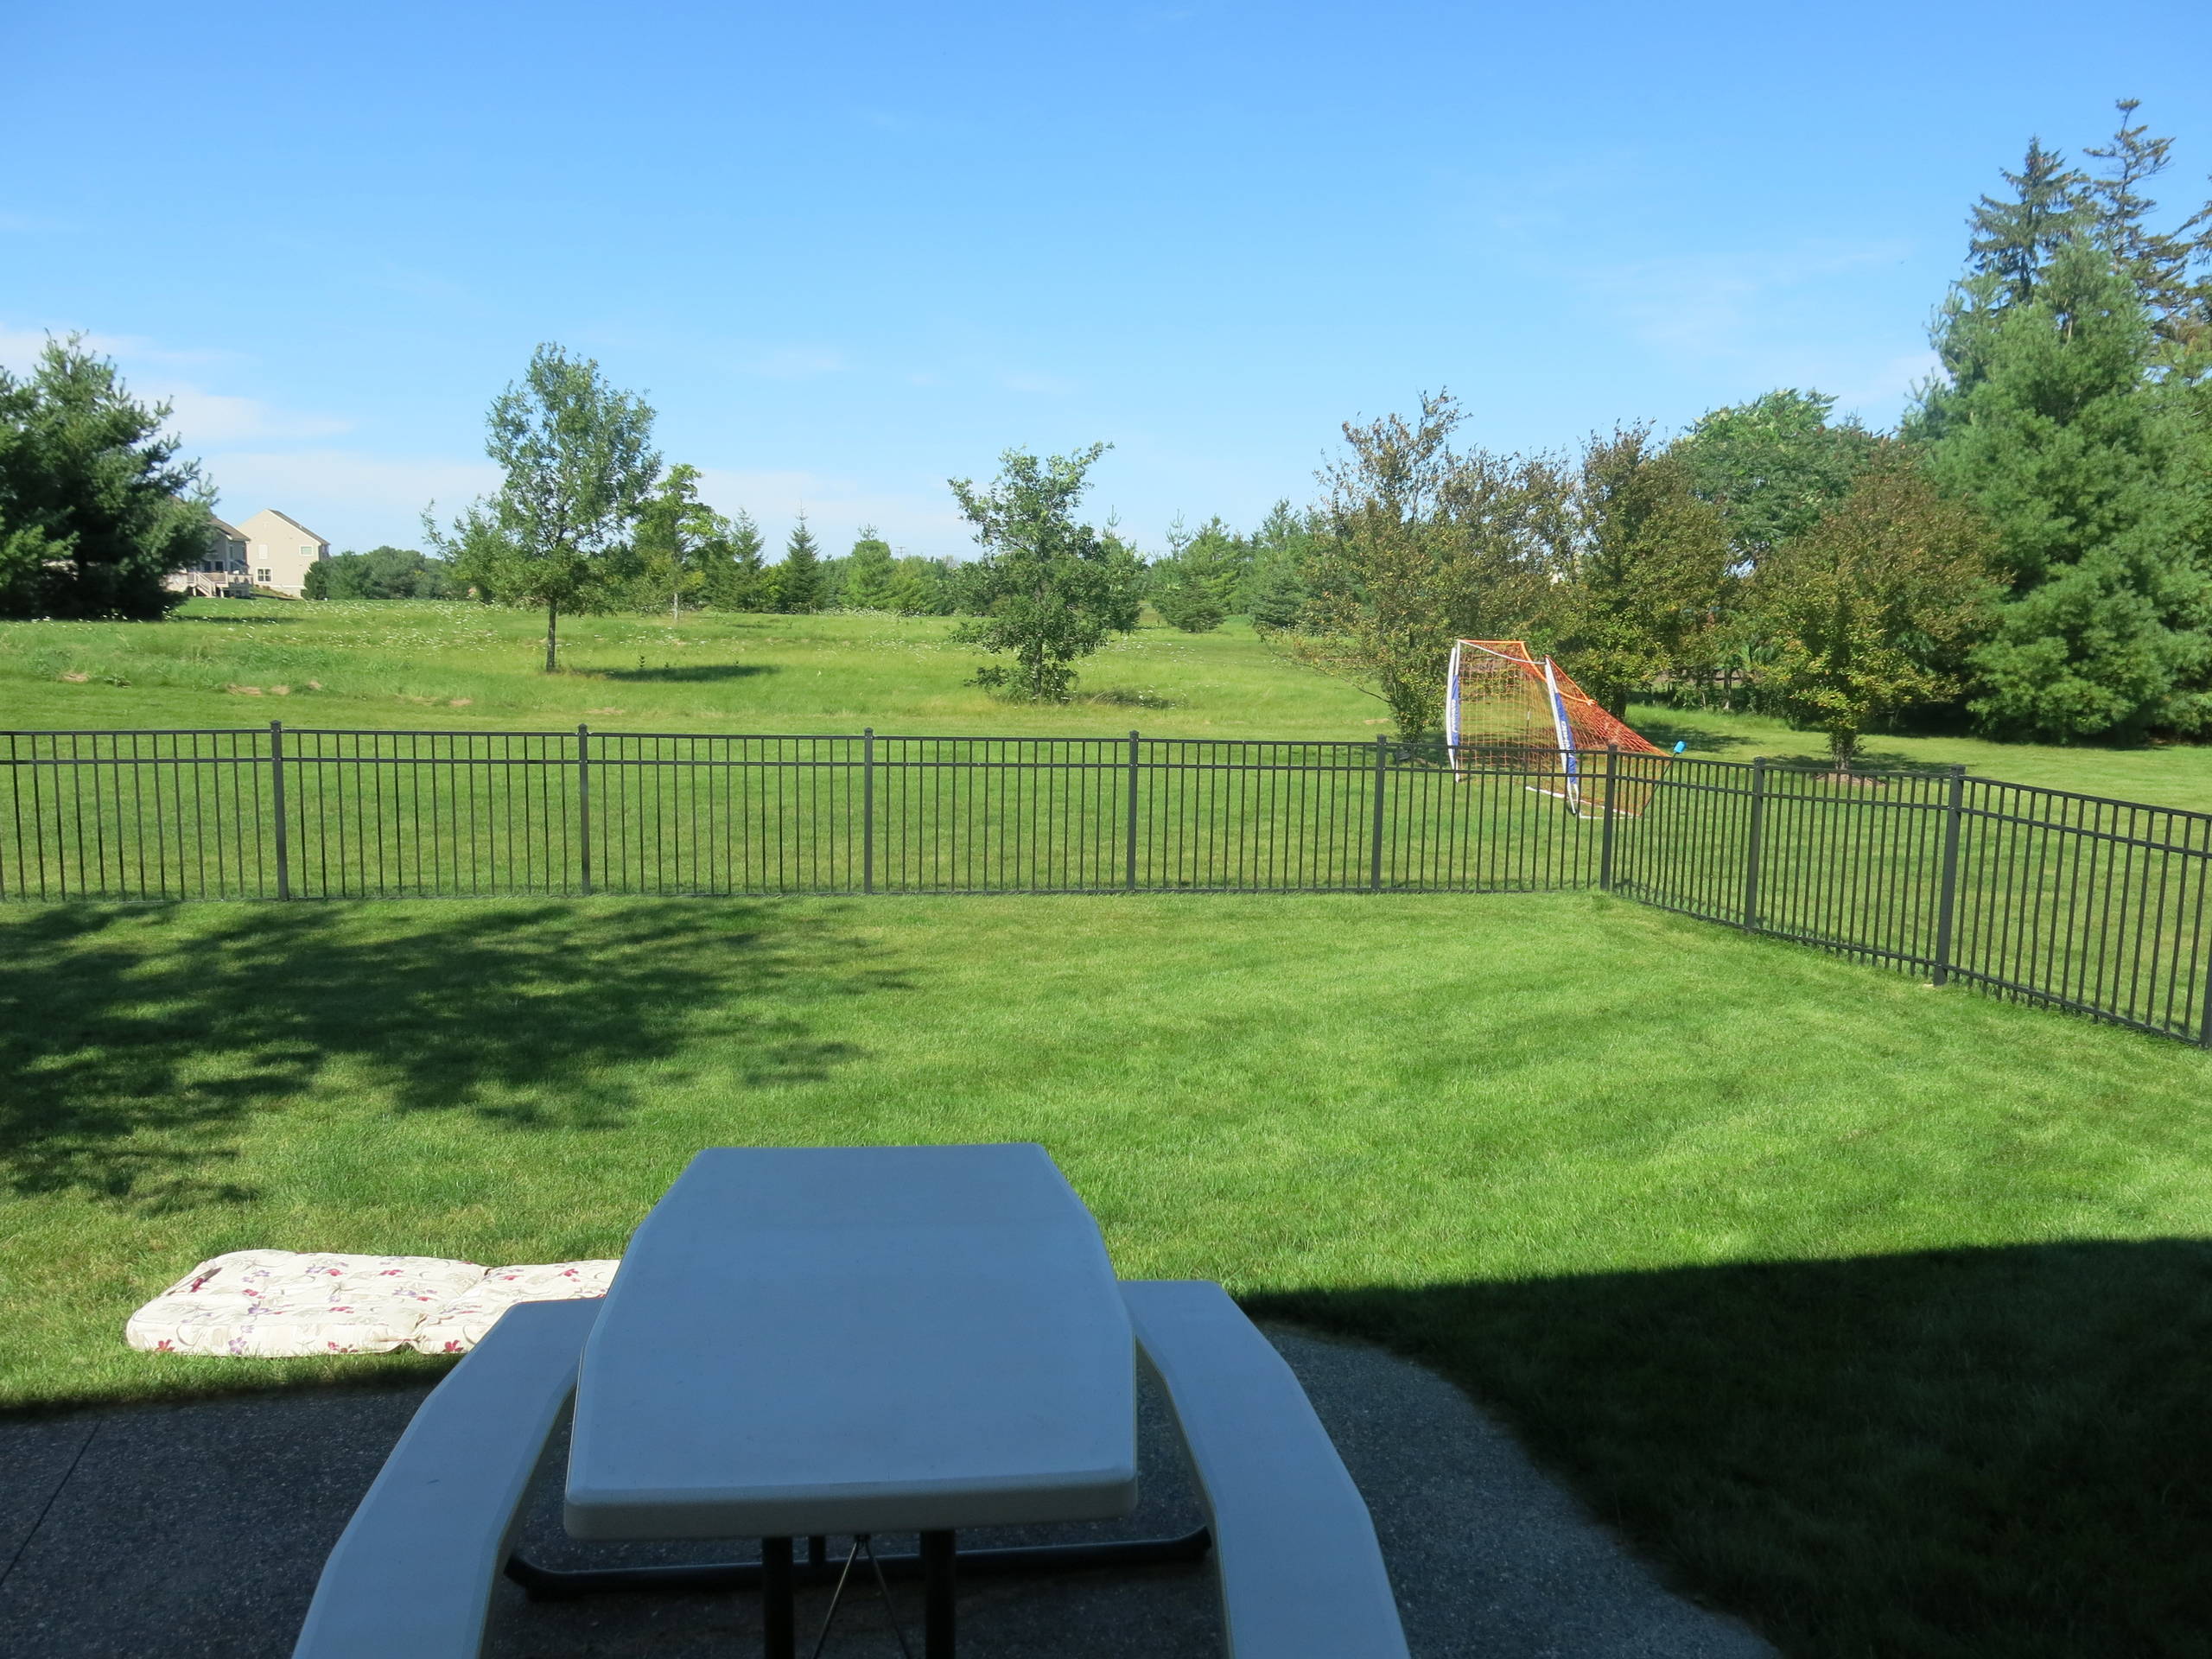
[409, 1260, 620, 1354]
[125, 1250, 488, 1357]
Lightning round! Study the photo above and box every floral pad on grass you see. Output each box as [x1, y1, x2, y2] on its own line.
[126, 1250, 489, 1357]
[125, 1250, 622, 1357]
[409, 1260, 620, 1353]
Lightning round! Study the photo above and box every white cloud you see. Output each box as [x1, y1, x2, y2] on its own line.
[160, 385, 351, 444]
[1587, 240, 1914, 360]
[206, 449, 503, 548]
[695, 467, 971, 557]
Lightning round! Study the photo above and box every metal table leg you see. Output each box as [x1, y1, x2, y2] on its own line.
[761, 1536, 793, 1659]
[921, 1529, 956, 1657]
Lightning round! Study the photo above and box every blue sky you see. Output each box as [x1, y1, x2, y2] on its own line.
[7, 1, 2210, 560]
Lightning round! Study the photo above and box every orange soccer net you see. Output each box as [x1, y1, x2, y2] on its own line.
[1444, 639, 1670, 817]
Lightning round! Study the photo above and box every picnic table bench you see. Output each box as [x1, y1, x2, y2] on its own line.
[294, 1144, 1408, 1658]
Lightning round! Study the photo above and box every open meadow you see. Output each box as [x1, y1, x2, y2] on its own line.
[12, 598, 2212, 812]
[8, 890, 2212, 1657]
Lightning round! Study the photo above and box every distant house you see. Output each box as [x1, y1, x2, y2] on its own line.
[235, 509, 332, 596]
[166, 515, 252, 598]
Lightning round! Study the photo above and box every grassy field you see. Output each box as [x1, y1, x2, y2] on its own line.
[7, 890, 2212, 1656]
[11, 597, 2212, 810]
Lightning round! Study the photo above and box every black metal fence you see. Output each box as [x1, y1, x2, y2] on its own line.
[8, 723, 2212, 1046]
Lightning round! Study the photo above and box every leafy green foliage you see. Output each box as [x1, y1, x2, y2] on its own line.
[1916, 239, 2212, 739]
[1548, 425, 1732, 718]
[948, 443, 1140, 701]
[629, 463, 738, 620]
[1293, 392, 1567, 743]
[1748, 444, 1998, 767]
[427, 344, 659, 671]
[0, 335, 213, 620]
[1676, 389, 1878, 563]
[303, 546, 456, 601]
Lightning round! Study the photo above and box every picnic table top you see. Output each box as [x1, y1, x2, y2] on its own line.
[564, 1142, 1140, 1540]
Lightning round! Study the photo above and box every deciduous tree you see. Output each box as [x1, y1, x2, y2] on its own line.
[1749, 445, 1997, 769]
[428, 344, 658, 671]
[1290, 392, 1567, 743]
[948, 443, 1139, 701]
[1548, 425, 1732, 719]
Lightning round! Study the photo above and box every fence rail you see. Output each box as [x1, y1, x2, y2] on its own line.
[8, 723, 2212, 1046]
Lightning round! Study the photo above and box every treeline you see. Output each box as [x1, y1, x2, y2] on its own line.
[1218, 101, 2212, 763]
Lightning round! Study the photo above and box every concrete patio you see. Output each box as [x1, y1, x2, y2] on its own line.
[1, 1325, 1771, 1658]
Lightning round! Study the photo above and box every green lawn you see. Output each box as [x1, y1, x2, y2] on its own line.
[11, 597, 2212, 811]
[7, 891, 2212, 1656]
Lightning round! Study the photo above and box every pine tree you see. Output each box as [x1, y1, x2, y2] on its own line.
[775, 513, 822, 613]
[2083, 100, 2205, 355]
[700, 509, 766, 610]
[1916, 236, 2212, 739]
[0, 335, 216, 620]
[1967, 139, 2089, 308]
[842, 526, 898, 610]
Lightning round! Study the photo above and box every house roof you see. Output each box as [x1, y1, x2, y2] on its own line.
[257, 509, 331, 545]
[210, 516, 246, 540]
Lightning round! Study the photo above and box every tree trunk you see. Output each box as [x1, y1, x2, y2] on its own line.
[545, 601, 558, 673]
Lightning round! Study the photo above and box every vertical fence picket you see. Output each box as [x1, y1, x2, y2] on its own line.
[269, 721, 290, 900]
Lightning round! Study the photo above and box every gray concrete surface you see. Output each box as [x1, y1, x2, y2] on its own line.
[0, 1325, 1773, 1658]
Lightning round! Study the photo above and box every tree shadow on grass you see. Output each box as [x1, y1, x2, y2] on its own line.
[0, 900, 902, 1211]
[1258, 1239, 2212, 1659]
[600, 664, 779, 683]
[1621, 716, 1747, 754]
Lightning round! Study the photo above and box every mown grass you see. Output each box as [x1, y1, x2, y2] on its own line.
[11, 598, 2212, 811]
[6, 891, 2212, 1656]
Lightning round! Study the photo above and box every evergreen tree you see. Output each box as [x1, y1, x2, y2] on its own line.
[887, 555, 950, 615]
[0, 335, 214, 620]
[1916, 237, 2212, 739]
[774, 513, 823, 613]
[700, 508, 766, 610]
[1967, 138, 2089, 307]
[1151, 559, 1226, 632]
[1245, 499, 1314, 629]
[2082, 99, 2202, 352]
[842, 526, 898, 609]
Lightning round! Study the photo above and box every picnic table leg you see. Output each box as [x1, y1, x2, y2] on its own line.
[761, 1536, 794, 1659]
[921, 1529, 956, 1657]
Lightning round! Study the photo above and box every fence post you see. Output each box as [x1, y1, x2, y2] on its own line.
[1599, 744, 1619, 892]
[1370, 734, 1389, 893]
[1931, 764, 1966, 986]
[268, 721, 289, 900]
[1741, 755, 1768, 931]
[1125, 731, 1140, 891]
[575, 724, 592, 897]
[861, 728, 875, 895]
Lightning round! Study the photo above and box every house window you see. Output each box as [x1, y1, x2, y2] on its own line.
[300, 545, 313, 557]
[256, 569, 270, 583]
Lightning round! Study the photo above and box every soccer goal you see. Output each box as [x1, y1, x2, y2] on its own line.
[1443, 639, 1669, 816]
